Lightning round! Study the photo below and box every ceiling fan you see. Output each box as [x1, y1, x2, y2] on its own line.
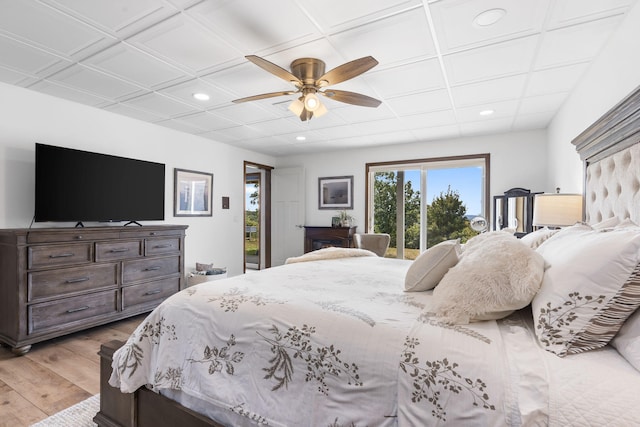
[232, 55, 381, 121]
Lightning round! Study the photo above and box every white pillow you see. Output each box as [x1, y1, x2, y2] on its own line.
[520, 227, 559, 249]
[612, 308, 640, 371]
[532, 224, 640, 356]
[591, 217, 620, 229]
[430, 232, 545, 324]
[404, 239, 460, 292]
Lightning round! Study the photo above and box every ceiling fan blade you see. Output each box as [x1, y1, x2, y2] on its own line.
[232, 91, 296, 103]
[245, 55, 302, 86]
[316, 56, 378, 87]
[322, 90, 381, 107]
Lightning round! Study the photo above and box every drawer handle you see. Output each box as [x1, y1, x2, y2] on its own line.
[153, 244, 171, 249]
[50, 253, 74, 258]
[66, 306, 89, 314]
[65, 277, 90, 284]
[74, 235, 83, 240]
[109, 248, 130, 253]
[144, 289, 162, 296]
[143, 266, 161, 271]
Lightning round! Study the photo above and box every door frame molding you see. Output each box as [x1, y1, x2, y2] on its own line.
[244, 161, 273, 272]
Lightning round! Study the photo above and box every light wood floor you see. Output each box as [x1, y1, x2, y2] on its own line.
[0, 315, 146, 427]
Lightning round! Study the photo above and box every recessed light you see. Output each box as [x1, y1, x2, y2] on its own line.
[296, 136, 306, 141]
[473, 8, 506, 27]
[192, 92, 210, 101]
[480, 109, 495, 116]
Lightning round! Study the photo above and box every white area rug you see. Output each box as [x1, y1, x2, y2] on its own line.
[30, 394, 99, 427]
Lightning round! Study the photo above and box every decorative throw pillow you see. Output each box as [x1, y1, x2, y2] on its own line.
[404, 239, 460, 292]
[430, 232, 545, 324]
[532, 224, 640, 356]
[591, 217, 620, 229]
[520, 227, 559, 249]
[611, 308, 640, 371]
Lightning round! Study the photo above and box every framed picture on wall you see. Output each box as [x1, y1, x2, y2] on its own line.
[318, 175, 353, 210]
[174, 168, 213, 217]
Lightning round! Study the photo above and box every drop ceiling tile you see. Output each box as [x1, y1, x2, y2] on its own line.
[525, 62, 589, 96]
[212, 124, 264, 141]
[512, 110, 556, 130]
[41, 0, 178, 37]
[518, 92, 568, 115]
[210, 103, 279, 124]
[351, 117, 406, 136]
[459, 117, 513, 136]
[547, 0, 633, 29]
[535, 15, 623, 69]
[411, 124, 461, 141]
[398, 110, 458, 129]
[443, 35, 538, 85]
[173, 111, 239, 131]
[364, 58, 445, 98]
[385, 89, 452, 116]
[366, 130, 417, 145]
[451, 74, 527, 107]
[263, 38, 347, 75]
[122, 92, 197, 117]
[129, 14, 238, 74]
[329, 103, 396, 123]
[104, 103, 168, 122]
[314, 124, 362, 139]
[330, 8, 437, 67]
[0, 1, 114, 58]
[297, 0, 423, 33]
[248, 118, 307, 136]
[188, 0, 320, 54]
[155, 119, 206, 134]
[48, 65, 144, 100]
[0, 66, 35, 85]
[159, 79, 235, 108]
[84, 43, 188, 89]
[0, 35, 71, 76]
[28, 80, 111, 107]
[430, 0, 549, 53]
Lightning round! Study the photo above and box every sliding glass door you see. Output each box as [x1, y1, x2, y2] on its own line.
[366, 154, 489, 259]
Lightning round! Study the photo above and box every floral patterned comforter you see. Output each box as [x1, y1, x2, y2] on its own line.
[109, 257, 548, 426]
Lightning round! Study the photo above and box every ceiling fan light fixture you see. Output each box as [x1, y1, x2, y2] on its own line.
[288, 97, 305, 116]
[473, 8, 506, 27]
[304, 93, 321, 111]
[314, 101, 328, 118]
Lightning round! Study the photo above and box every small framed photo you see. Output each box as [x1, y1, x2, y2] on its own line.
[174, 168, 213, 217]
[318, 175, 353, 210]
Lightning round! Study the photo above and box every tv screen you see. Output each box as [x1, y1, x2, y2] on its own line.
[35, 143, 165, 224]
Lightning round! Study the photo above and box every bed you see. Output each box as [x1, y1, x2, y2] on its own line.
[95, 85, 640, 427]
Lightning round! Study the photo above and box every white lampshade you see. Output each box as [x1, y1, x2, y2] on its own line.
[533, 193, 583, 227]
[288, 97, 304, 116]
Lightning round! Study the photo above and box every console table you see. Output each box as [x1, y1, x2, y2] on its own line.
[304, 226, 357, 253]
[0, 225, 187, 355]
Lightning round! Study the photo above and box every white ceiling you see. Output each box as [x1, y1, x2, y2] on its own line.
[0, 0, 636, 156]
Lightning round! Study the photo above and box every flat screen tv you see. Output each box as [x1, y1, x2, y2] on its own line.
[35, 143, 165, 225]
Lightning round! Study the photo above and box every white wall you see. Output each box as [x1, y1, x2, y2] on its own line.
[0, 82, 275, 276]
[547, 0, 640, 193]
[276, 130, 548, 230]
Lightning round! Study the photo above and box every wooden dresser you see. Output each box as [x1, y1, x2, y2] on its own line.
[304, 226, 357, 253]
[0, 225, 187, 355]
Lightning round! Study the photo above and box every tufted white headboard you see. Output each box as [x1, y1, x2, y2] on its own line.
[573, 85, 640, 225]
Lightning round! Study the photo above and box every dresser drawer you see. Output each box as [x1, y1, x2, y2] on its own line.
[95, 240, 142, 261]
[145, 238, 180, 256]
[28, 263, 118, 301]
[27, 230, 113, 244]
[122, 277, 180, 310]
[28, 243, 92, 269]
[28, 290, 118, 334]
[122, 256, 180, 284]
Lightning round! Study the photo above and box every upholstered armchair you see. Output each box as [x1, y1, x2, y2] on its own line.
[353, 233, 390, 257]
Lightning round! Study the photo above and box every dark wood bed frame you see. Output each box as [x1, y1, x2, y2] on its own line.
[94, 84, 640, 427]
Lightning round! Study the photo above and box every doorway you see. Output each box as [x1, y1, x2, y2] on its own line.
[244, 161, 272, 272]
